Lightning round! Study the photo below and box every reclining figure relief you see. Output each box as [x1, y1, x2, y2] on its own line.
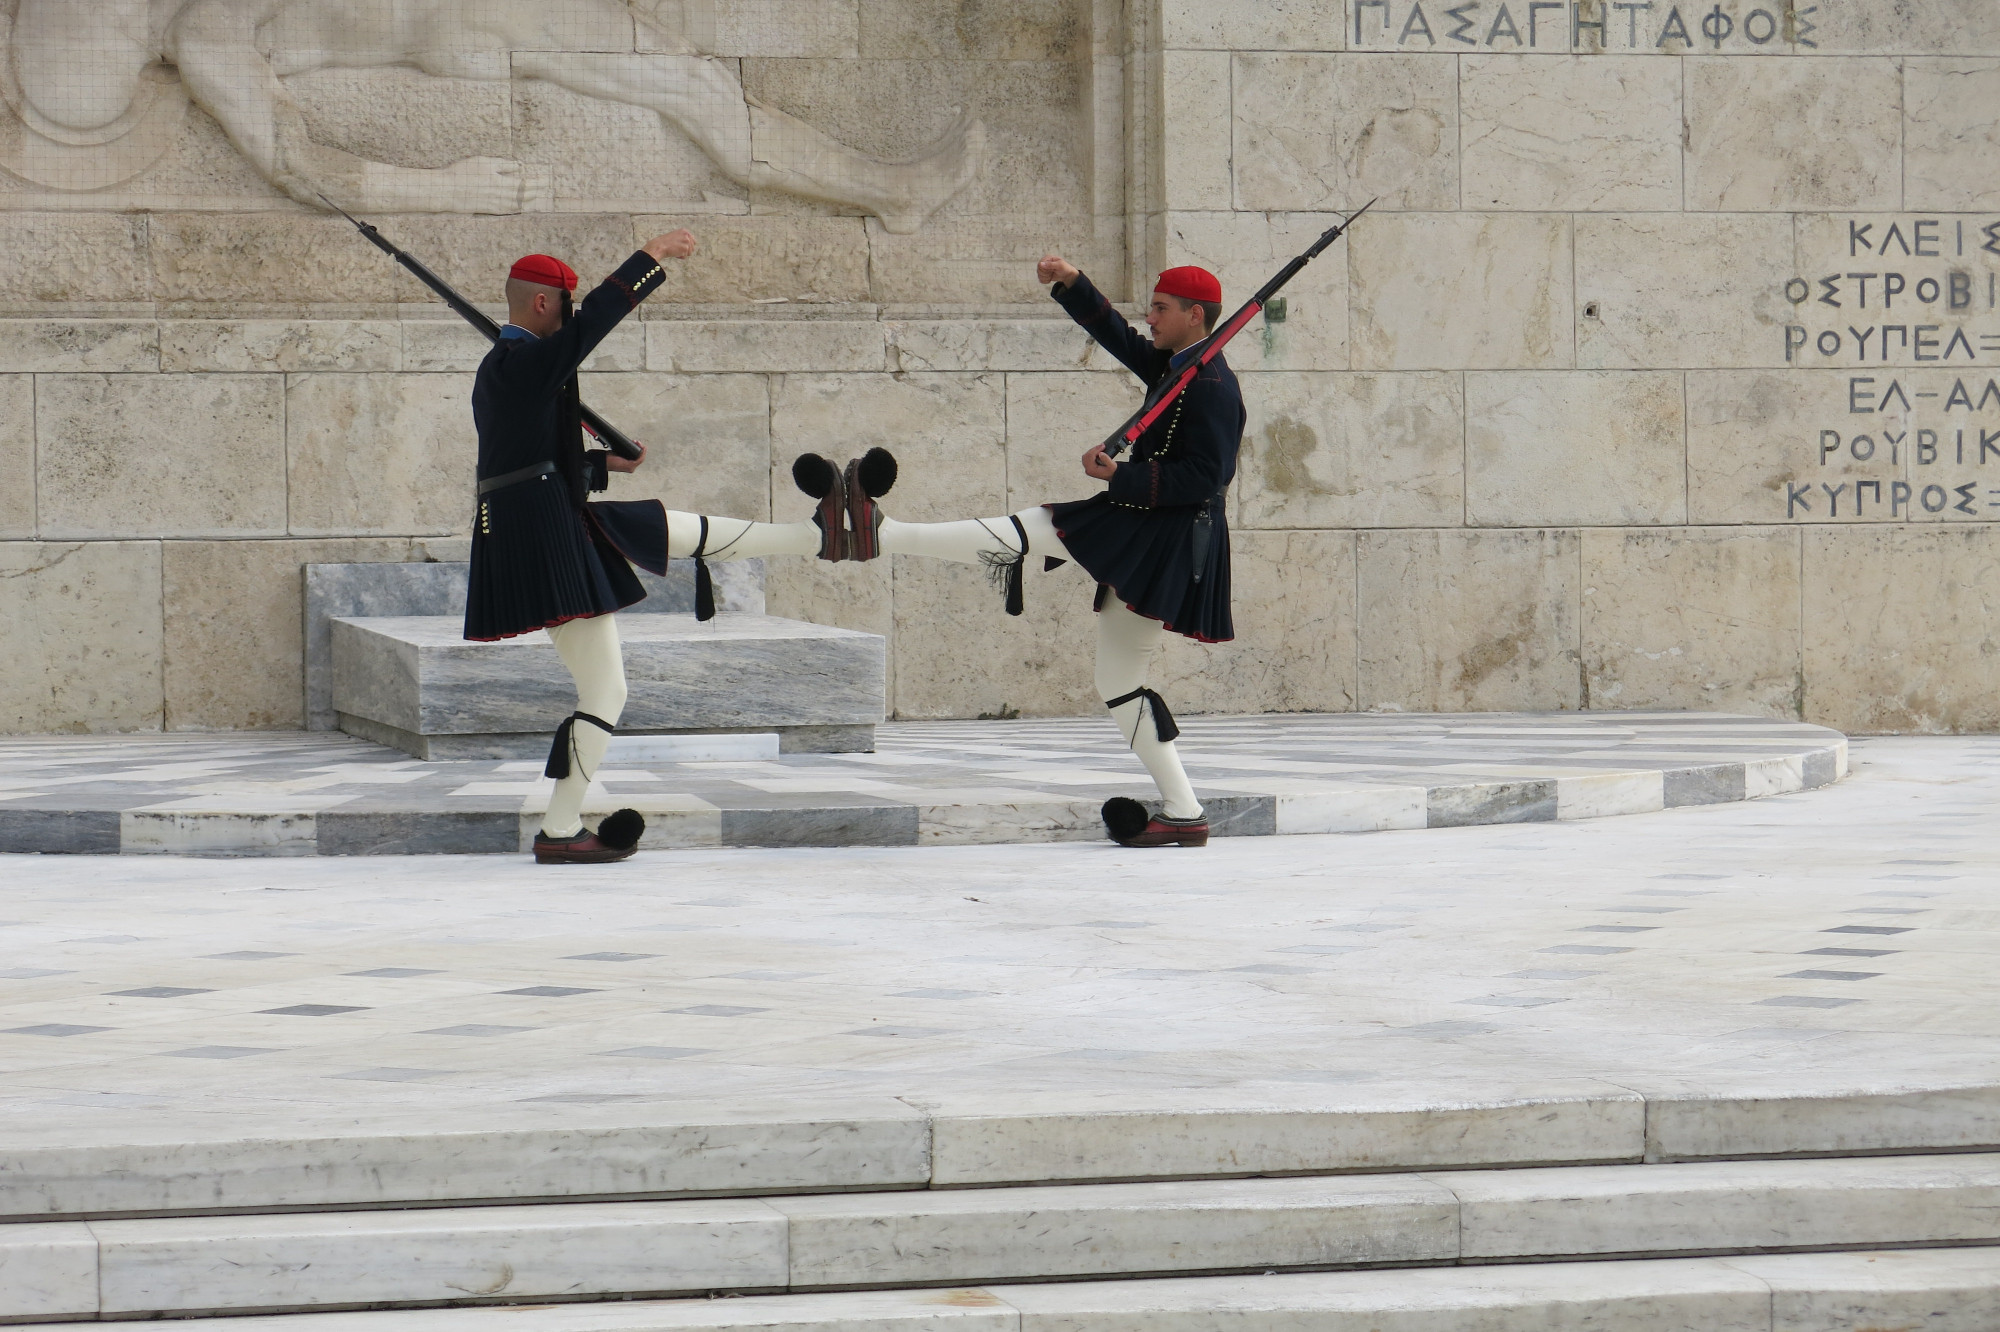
[0, 0, 983, 231]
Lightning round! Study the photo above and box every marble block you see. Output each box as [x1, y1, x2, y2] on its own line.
[1349, 214, 1573, 371]
[0, 377, 31, 538]
[1436, 1153, 2000, 1259]
[1465, 371, 1686, 526]
[1, 1101, 928, 1222]
[1684, 58, 1902, 211]
[331, 614, 884, 757]
[1460, 57, 1681, 212]
[1232, 53, 1458, 213]
[776, 1175, 1459, 1287]
[1581, 528, 1803, 718]
[304, 561, 765, 731]
[0, 1221, 98, 1319]
[92, 1200, 786, 1313]
[1356, 529, 1582, 713]
[1906, 60, 2000, 211]
[920, 1083, 1644, 1186]
[0, 541, 163, 734]
[1645, 1082, 2000, 1162]
[1730, 1247, 2000, 1332]
[1235, 373, 1463, 529]
[996, 1260, 1773, 1331]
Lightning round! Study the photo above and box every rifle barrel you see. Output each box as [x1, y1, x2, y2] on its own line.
[1101, 199, 1374, 458]
[325, 198, 642, 460]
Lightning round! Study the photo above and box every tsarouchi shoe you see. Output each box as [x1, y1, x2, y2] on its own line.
[792, 453, 847, 561]
[844, 446, 897, 561]
[1101, 796, 1209, 848]
[533, 809, 646, 864]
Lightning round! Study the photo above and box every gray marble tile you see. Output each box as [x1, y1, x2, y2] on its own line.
[721, 802, 920, 849]
[1665, 764, 1749, 807]
[0, 810, 119, 854]
[1427, 781, 1558, 828]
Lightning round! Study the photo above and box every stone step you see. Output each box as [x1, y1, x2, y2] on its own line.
[4, 1247, 1982, 1332]
[9, 1081, 2000, 1222]
[332, 614, 885, 760]
[5, 1154, 2000, 1317]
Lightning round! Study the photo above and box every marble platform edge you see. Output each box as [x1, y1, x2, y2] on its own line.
[0, 738, 1850, 858]
[4, 1246, 2000, 1332]
[303, 562, 766, 732]
[7, 1078, 2000, 1222]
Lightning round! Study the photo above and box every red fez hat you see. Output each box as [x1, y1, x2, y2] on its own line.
[509, 253, 578, 292]
[1155, 265, 1222, 304]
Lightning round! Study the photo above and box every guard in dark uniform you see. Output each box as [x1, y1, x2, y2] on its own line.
[829, 258, 1246, 848]
[466, 234, 696, 864]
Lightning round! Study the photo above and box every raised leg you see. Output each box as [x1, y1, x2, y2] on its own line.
[666, 511, 821, 561]
[541, 613, 628, 839]
[875, 507, 1065, 564]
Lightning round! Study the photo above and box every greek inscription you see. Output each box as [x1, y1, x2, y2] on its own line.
[1349, 0, 1818, 48]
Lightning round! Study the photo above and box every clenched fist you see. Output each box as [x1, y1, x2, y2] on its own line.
[644, 229, 699, 261]
[1037, 254, 1079, 288]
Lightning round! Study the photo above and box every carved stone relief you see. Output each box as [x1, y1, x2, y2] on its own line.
[0, 0, 991, 230]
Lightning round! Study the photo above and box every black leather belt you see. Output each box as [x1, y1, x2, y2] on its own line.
[476, 461, 559, 495]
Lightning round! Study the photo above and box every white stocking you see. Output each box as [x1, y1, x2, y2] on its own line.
[878, 508, 1203, 821]
[667, 511, 821, 561]
[542, 613, 628, 839]
[876, 506, 1063, 564]
[1095, 598, 1203, 821]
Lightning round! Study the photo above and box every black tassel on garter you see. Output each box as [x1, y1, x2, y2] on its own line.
[693, 516, 716, 622]
[1103, 687, 1180, 743]
[545, 710, 618, 779]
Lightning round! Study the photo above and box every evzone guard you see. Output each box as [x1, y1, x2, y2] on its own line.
[466, 231, 876, 864]
[666, 256, 1247, 850]
[473, 238, 1245, 859]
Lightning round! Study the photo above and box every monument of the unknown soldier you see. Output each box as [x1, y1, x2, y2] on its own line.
[4, 0, 1997, 742]
[3, 1, 2000, 1328]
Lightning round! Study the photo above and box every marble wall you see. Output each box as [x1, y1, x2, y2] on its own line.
[4, 0, 2000, 734]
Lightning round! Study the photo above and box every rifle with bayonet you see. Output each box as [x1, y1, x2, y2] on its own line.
[320, 195, 645, 461]
[1101, 199, 1375, 459]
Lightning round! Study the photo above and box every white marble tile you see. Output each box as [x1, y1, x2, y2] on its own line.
[1555, 772, 1665, 822]
[0, 1221, 98, 1319]
[777, 1175, 1457, 1286]
[94, 1200, 787, 1313]
[1274, 787, 1427, 835]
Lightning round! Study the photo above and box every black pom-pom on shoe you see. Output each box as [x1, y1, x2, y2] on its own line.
[857, 446, 898, 499]
[596, 808, 646, 852]
[792, 453, 838, 499]
[1101, 797, 1150, 842]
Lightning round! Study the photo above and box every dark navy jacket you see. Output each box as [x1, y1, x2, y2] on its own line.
[463, 250, 670, 642]
[1046, 271, 1245, 643]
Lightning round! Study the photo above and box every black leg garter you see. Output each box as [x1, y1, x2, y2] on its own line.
[546, 711, 618, 780]
[1104, 688, 1180, 743]
[692, 516, 716, 623]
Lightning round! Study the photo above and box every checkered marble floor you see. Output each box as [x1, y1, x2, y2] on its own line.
[0, 736, 1984, 1131]
[0, 712, 1844, 856]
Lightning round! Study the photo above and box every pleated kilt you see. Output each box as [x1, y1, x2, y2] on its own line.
[1047, 493, 1234, 644]
[464, 473, 670, 642]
